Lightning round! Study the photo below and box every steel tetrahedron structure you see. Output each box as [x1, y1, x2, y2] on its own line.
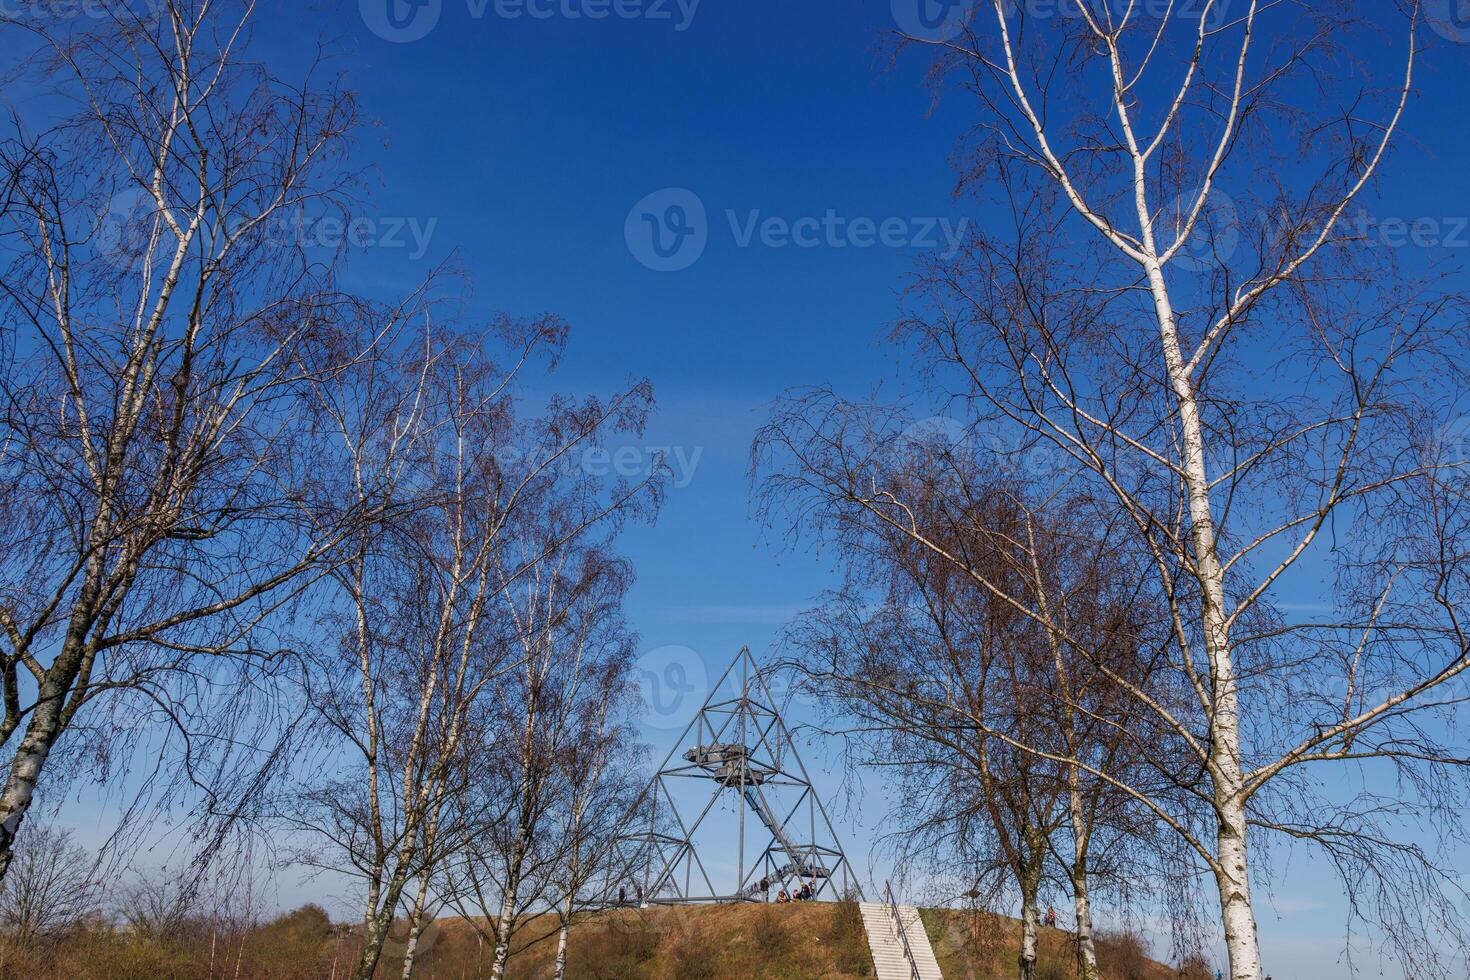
[616, 646, 861, 904]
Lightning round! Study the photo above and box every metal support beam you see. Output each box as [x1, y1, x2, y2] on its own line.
[608, 646, 863, 905]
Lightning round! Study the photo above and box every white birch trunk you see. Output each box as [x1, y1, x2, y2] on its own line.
[1140, 227, 1263, 980]
[1018, 882, 1040, 980]
[1067, 785, 1100, 980]
[399, 870, 433, 980]
[488, 889, 517, 980]
[553, 896, 573, 980]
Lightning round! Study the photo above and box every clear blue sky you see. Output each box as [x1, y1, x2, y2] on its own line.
[17, 1, 1470, 975]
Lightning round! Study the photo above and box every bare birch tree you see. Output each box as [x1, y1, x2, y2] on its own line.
[544, 622, 644, 980]
[779, 453, 1181, 980]
[0, 0, 373, 879]
[760, 3, 1470, 976]
[0, 823, 97, 943]
[446, 534, 643, 980]
[293, 318, 661, 980]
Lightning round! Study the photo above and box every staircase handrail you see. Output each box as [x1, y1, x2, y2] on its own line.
[883, 880, 923, 980]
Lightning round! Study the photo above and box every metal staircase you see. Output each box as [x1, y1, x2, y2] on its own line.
[859, 883, 944, 980]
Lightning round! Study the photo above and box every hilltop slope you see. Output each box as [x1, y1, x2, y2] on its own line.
[403, 902, 1182, 980]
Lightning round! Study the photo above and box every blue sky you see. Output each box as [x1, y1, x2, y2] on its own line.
[295, 4, 1470, 974]
[10, 0, 1470, 975]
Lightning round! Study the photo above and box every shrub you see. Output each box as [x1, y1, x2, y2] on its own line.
[1096, 929, 1152, 980]
[830, 892, 872, 976]
[1177, 952, 1214, 979]
[753, 906, 791, 956]
[565, 915, 662, 980]
[667, 932, 718, 980]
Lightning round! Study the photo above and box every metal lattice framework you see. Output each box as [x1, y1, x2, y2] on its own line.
[613, 646, 862, 904]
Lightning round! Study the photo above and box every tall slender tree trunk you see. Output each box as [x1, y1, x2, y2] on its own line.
[1018, 862, 1042, 980]
[489, 814, 531, 980]
[0, 699, 60, 878]
[0, 585, 100, 881]
[1066, 777, 1101, 980]
[400, 869, 433, 980]
[357, 866, 412, 980]
[553, 891, 574, 980]
[1070, 868, 1100, 980]
[1214, 789, 1261, 980]
[489, 884, 519, 980]
[1140, 238, 1264, 980]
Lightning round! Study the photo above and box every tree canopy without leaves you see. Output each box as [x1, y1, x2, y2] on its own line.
[758, 2, 1470, 977]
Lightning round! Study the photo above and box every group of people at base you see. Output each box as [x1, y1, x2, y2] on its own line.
[763, 877, 817, 903]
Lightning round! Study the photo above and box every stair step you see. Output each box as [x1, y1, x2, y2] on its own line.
[858, 901, 944, 980]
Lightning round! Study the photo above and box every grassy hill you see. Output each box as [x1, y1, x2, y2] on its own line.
[416, 902, 873, 979]
[1, 899, 1190, 979]
[409, 902, 1187, 980]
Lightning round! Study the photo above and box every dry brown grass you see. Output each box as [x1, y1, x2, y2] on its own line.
[920, 909, 1182, 980]
[0, 898, 1182, 979]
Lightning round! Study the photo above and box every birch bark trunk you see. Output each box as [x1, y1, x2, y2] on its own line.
[552, 890, 574, 980]
[1067, 776, 1101, 980]
[399, 869, 433, 980]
